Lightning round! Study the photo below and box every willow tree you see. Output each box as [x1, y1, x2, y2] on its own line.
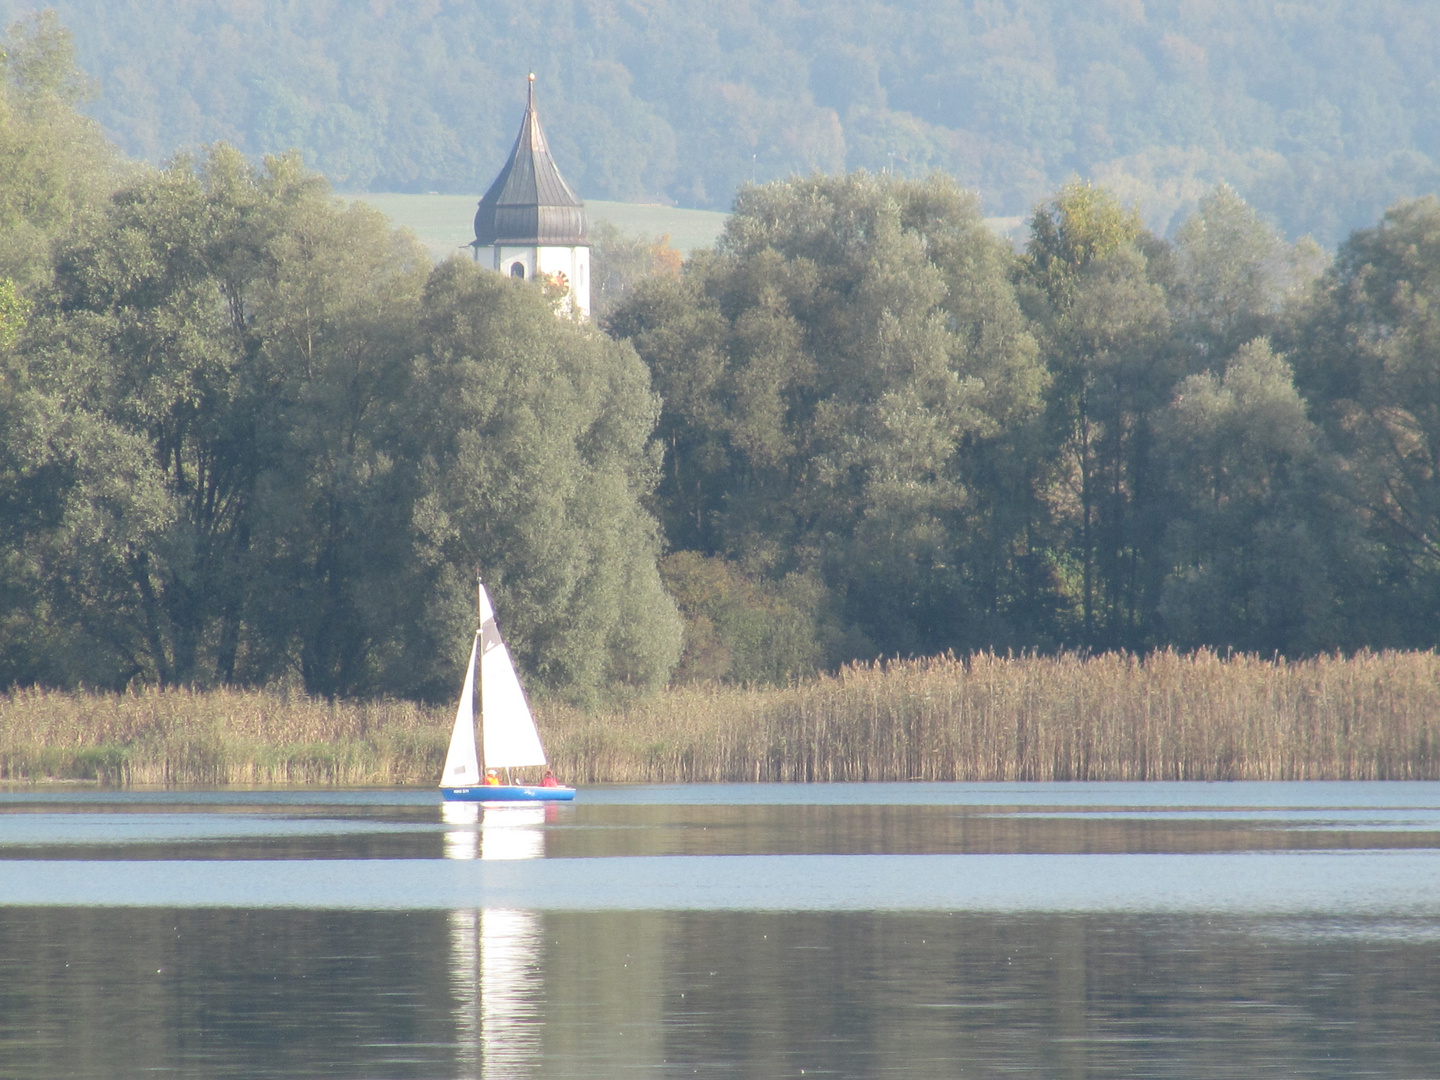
[0, 14, 127, 687]
[1158, 339, 1362, 653]
[612, 172, 1045, 660]
[5, 140, 680, 698]
[1020, 180, 1172, 648]
[407, 261, 681, 700]
[0, 13, 124, 289]
[1291, 195, 1440, 647]
[4, 146, 422, 689]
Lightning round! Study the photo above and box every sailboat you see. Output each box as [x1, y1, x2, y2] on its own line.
[440, 576, 575, 802]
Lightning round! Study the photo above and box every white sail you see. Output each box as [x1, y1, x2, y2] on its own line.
[479, 584, 548, 769]
[440, 632, 481, 786]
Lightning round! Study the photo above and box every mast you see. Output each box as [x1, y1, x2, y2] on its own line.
[483, 567, 489, 777]
[479, 566, 516, 786]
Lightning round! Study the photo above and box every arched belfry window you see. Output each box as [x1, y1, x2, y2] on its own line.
[510, 262, 526, 279]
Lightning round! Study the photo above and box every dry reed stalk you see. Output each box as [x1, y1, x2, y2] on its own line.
[4, 649, 1440, 786]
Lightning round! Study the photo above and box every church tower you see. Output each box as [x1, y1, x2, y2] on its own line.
[471, 74, 591, 319]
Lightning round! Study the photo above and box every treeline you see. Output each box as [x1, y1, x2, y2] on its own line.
[5, 1, 1440, 245]
[618, 173, 1440, 681]
[0, 21, 680, 700]
[7, 18, 1440, 703]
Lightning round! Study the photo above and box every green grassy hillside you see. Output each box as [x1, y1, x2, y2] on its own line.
[348, 193, 1023, 260]
[347, 194, 730, 260]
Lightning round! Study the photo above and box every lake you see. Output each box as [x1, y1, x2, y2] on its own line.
[2, 782, 1439, 1078]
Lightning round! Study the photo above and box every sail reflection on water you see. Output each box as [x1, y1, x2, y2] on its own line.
[446, 805, 549, 1078]
[480, 806, 547, 861]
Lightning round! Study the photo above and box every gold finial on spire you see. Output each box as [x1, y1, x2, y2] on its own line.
[527, 71, 536, 108]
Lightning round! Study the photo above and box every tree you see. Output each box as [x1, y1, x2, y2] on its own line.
[0, 12, 122, 289]
[408, 260, 681, 701]
[0, 12, 121, 686]
[1021, 181, 1172, 648]
[0, 278, 28, 349]
[8, 146, 408, 688]
[612, 172, 1045, 660]
[1158, 339, 1360, 653]
[234, 162, 432, 696]
[1025, 181, 1144, 304]
[3, 146, 683, 699]
[589, 221, 683, 323]
[659, 551, 839, 685]
[1291, 196, 1440, 645]
[1170, 183, 1325, 366]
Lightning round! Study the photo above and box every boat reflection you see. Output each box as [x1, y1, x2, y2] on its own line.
[446, 804, 549, 1078]
[442, 801, 480, 859]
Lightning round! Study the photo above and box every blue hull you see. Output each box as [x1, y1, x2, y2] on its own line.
[441, 785, 575, 802]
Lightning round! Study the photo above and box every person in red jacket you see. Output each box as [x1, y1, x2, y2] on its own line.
[540, 768, 559, 787]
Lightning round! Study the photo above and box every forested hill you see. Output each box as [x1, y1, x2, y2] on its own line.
[3, 0, 1440, 247]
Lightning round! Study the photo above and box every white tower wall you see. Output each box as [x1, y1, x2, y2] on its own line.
[491, 245, 591, 320]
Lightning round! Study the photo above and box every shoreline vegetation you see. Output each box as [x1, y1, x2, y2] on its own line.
[4, 649, 1438, 787]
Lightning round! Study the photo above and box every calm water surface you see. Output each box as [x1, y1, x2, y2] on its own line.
[2, 781, 1438, 1078]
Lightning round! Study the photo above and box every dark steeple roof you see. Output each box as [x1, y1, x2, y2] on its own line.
[473, 75, 588, 248]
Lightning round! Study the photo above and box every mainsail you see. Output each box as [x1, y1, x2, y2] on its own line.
[441, 633, 481, 785]
[478, 584, 548, 769]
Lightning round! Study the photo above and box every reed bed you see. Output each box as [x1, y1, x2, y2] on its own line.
[0, 686, 446, 787]
[3, 649, 1439, 787]
[541, 649, 1440, 784]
